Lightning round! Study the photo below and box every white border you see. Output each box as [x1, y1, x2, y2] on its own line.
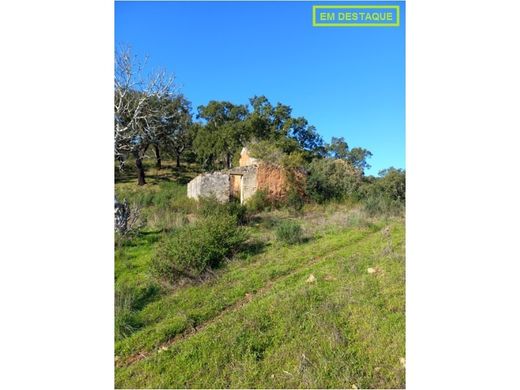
[1, 1, 520, 388]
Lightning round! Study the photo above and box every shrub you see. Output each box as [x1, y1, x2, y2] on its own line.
[198, 197, 248, 225]
[306, 159, 361, 203]
[227, 201, 248, 225]
[284, 187, 305, 213]
[363, 195, 404, 217]
[275, 220, 304, 244]
[152, 214, 248, 281]
[359, 168, 405, 217]
[378, 167, 406, 202]
[245, 190, 270, 213]
[198, 196, 220, 215]
[363, 196, 384, 217]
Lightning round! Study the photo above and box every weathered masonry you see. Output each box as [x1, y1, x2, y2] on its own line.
[187, 148, 289, 204]
[186, 171, 231, 203]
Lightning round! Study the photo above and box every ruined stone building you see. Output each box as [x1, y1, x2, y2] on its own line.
[187, 147, 293, 204]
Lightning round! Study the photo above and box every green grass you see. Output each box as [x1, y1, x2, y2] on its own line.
[115, 165, 405, 388]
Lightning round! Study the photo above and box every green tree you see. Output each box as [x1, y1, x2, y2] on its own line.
[195, 101, 249, 168]
[288, 117, 324, 152]
[247, 96, 323, 159]
[347, 147, 373, 175]
[247, 96, 292, 141]
[192, 124, 217, 169]
[328, 137, 349, 159]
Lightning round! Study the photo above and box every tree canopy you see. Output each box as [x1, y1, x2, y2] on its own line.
[114, 53, 383, 188]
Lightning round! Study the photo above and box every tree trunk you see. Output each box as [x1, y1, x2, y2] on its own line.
[226, 153, 232, 169]
[154, 145, 161, 169]
[135, 156, 146, 186]
[176, 154, 180, 168]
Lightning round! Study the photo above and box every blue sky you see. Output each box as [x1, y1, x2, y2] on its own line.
[115, 1, 405, 175]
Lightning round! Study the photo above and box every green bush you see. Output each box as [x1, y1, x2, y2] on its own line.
[198, 197, 248, 225]
[363, 196, 384, 217]
[363, 195, 404, 217]
[285, 188, 304, 213]
[359, 168, 405, 217]
[245, 190, 270, 213]
[152, 214, 248, 281]
[378, 168, 406, 202]
[275, 220, 304, 244]
[227, 201, 248, 225]
[306, 159, 361, 203]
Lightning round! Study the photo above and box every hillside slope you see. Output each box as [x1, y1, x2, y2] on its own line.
[115, 207, 405, 388]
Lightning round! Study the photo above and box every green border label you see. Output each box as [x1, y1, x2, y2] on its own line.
[312, 5, 400, 27]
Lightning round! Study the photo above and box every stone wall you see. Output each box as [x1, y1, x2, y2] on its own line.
[256, 163, 287, 200]
[187, 172, 230, 203]
[187, 161, 306, 205]
[241, 167, 258, 203]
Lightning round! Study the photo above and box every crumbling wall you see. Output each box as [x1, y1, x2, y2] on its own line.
[255, 164, 307, 201]
[256, 163, 288, 200]
[240, 167, 258, 203]
[239, 147, 259, 167]
[187, 172, 230, 203]
[187, 160, 306, 205]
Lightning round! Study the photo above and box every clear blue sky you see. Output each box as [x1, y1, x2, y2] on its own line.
[115, 1, 405, 175]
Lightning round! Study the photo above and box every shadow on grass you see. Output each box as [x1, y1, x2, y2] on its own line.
[277, 236, 313, 246]
[131, 283, 162, 312]
[248, 215, 281, 229]
[239, 239, 268, 258]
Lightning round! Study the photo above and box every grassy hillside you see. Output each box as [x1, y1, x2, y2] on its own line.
[115, 161, 405, 389]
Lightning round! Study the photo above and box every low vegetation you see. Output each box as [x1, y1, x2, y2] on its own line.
[114, 158, 405, 389]
[152, 213, 247, 281]
[275, 220, 304, 244]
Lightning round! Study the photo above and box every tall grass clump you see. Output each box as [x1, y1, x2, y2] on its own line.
[363, 196, 404, 217]
[115, 181, 197, 212]
[152, 214, 248, 281]
[198, 197, 248, 225]
[275, 220, 304, 244]
[115, 181, 197, 232]
[114, 283, 160, 340]
[115, 293, 141, 340]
